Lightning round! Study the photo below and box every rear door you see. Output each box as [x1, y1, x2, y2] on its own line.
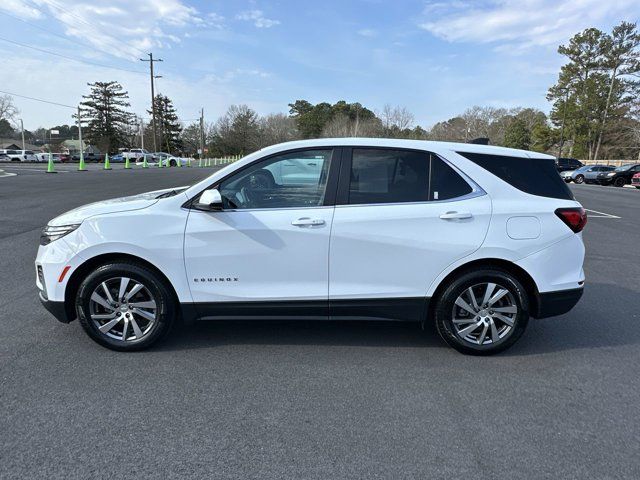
[328, 148, 491, 320]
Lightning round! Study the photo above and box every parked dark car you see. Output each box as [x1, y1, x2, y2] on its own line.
[596, 163, 640, 187]
[556, 157, 583, 173]
[71, 152, 105, 163]
[632, 172, 640, 189]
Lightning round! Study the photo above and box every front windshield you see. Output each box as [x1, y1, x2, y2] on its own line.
[615, 164, 633, 172]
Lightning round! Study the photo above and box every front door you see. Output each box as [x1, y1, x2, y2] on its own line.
[329, 148, 491, 321]
[184, 148, 339, 318]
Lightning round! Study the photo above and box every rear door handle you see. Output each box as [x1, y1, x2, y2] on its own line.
[439, 211, 473, 220]
[292, 217, 325, 226]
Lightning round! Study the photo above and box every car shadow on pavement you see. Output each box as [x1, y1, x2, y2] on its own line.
[156, 282, 639, 355]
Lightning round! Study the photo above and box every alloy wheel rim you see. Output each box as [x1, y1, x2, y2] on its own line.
[451, 282, 518, 346]
[89, 277, 157, 342]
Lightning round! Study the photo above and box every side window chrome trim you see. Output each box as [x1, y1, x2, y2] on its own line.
[190, 205, 335, 213]
[335, 190, 486, 209]
[434, 152, 486, 197]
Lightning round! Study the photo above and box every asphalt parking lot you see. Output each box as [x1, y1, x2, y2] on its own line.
[1, 164, 639, 479]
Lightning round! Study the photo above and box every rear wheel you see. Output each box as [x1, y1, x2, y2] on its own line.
[574, 174, 584, 184]
[614, 177, 626, 187]
[170, 159, 177, 167]
[76, 262, 176, 351]
[434, 269, 529, 355]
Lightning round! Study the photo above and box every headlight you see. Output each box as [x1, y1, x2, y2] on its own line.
[607, 172, 616, 176]
[40, 224, 81, 246]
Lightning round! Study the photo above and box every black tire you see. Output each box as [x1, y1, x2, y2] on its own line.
[170, 160, 177, 167]
[574, 175, 584, 184]
[434, 268, 530, 355]
[614, 177, 626, 187]
[635, 186, 640, 190]
[76, 261, 176, 351]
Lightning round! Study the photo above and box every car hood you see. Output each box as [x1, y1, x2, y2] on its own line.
[48, 186, 187, 226]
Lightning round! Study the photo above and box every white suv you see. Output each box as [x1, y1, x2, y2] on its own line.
[0, 149, 38, 161]
[36, 139, 586, 355]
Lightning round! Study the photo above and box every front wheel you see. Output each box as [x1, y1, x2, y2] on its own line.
[574, 174, 584, 184]
[76, 262, 176, 351]
[614, 177, 626, 187]
[434, 269, 529, 355]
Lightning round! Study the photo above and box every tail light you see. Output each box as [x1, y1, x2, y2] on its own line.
[555, 207, 587, 233]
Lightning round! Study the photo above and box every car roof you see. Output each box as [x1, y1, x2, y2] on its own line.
[253, 138, 555, 160]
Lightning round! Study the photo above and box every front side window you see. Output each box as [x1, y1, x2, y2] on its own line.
[218, 149, 333, 209]
[347, 149, 473, 205]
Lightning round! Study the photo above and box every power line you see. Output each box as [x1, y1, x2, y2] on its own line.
[0, 36, 147, 75]
[30, 0, 149, 59]
[0, 10, 143, 65]
[0, 89, 76, 109]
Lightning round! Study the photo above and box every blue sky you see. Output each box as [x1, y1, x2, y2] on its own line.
[1, 0, 638, 130]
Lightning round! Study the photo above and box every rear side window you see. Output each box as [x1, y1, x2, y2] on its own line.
[429, 157, 473, 200]
[347, 149, 473, 205]
[458, 152, 574, 200]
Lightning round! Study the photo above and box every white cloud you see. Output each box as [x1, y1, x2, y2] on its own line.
[236, 10, 280, 28]
[0, 0, 43, 19]
[420, 0, 640, 48]
[357, 28, 377, 37]
[1, 0, 217, 59]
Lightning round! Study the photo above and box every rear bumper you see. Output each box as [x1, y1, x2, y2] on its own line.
[534, 287, 583, 319]
[39, 292, 72, 323]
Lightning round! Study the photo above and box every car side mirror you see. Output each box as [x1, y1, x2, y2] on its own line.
[194, 189, 223, 211]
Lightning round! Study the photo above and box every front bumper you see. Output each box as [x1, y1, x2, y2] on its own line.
[39, 292, 72, 323]
[534, 287, 583, 319]
[597, 176, 614, 184]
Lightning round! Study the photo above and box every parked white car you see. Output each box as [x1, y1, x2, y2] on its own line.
[122, 148, 154, 161]
[0, 149, 38, 162]
[35, 152, 63, 163]
[36, 139, 586, 354]
[160, 156, 191, 167]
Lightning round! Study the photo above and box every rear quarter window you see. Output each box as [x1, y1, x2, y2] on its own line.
[458, 152, 574, 200]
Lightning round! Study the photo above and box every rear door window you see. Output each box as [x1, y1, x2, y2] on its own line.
[458, 152, 574, 200]
[346, 149, 473, 205]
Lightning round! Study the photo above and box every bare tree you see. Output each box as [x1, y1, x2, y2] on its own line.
[380, 104, 415, 131]
[0, 94, 19, 124]
[259, 113, 299, 147]
[321, 114, 382, 138]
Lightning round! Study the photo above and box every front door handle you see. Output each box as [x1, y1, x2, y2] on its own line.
[439, 211, 473, 220]
[291, 217, 325, 227]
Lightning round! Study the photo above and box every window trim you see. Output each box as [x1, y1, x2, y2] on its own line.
[334, 146, 484, 207]
[184, 146, 343, 212]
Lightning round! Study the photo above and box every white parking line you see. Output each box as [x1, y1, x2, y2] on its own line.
[584, 208, 621, 219]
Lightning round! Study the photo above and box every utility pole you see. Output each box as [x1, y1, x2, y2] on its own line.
[140, 53, 162, 153]
[199, 108, 205, 160]
[140, 117, 145, 150]
[20, 119, 25, 150]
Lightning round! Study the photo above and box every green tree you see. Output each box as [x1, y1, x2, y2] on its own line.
[503, 119, 531, 150]
[0, 118, 14, 137]
[593, 21, 640, 159]
[79, 81, 134, 153]
[148, 94, 183, 153]
[288, 100, 377, 138]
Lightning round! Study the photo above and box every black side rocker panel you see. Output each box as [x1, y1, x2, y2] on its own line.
[181, 297, 430, 323]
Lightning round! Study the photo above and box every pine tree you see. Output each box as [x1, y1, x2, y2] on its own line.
[148, 95, 183, 154]
[79, 81, 134, 153]
[503, 119, 531, 150]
